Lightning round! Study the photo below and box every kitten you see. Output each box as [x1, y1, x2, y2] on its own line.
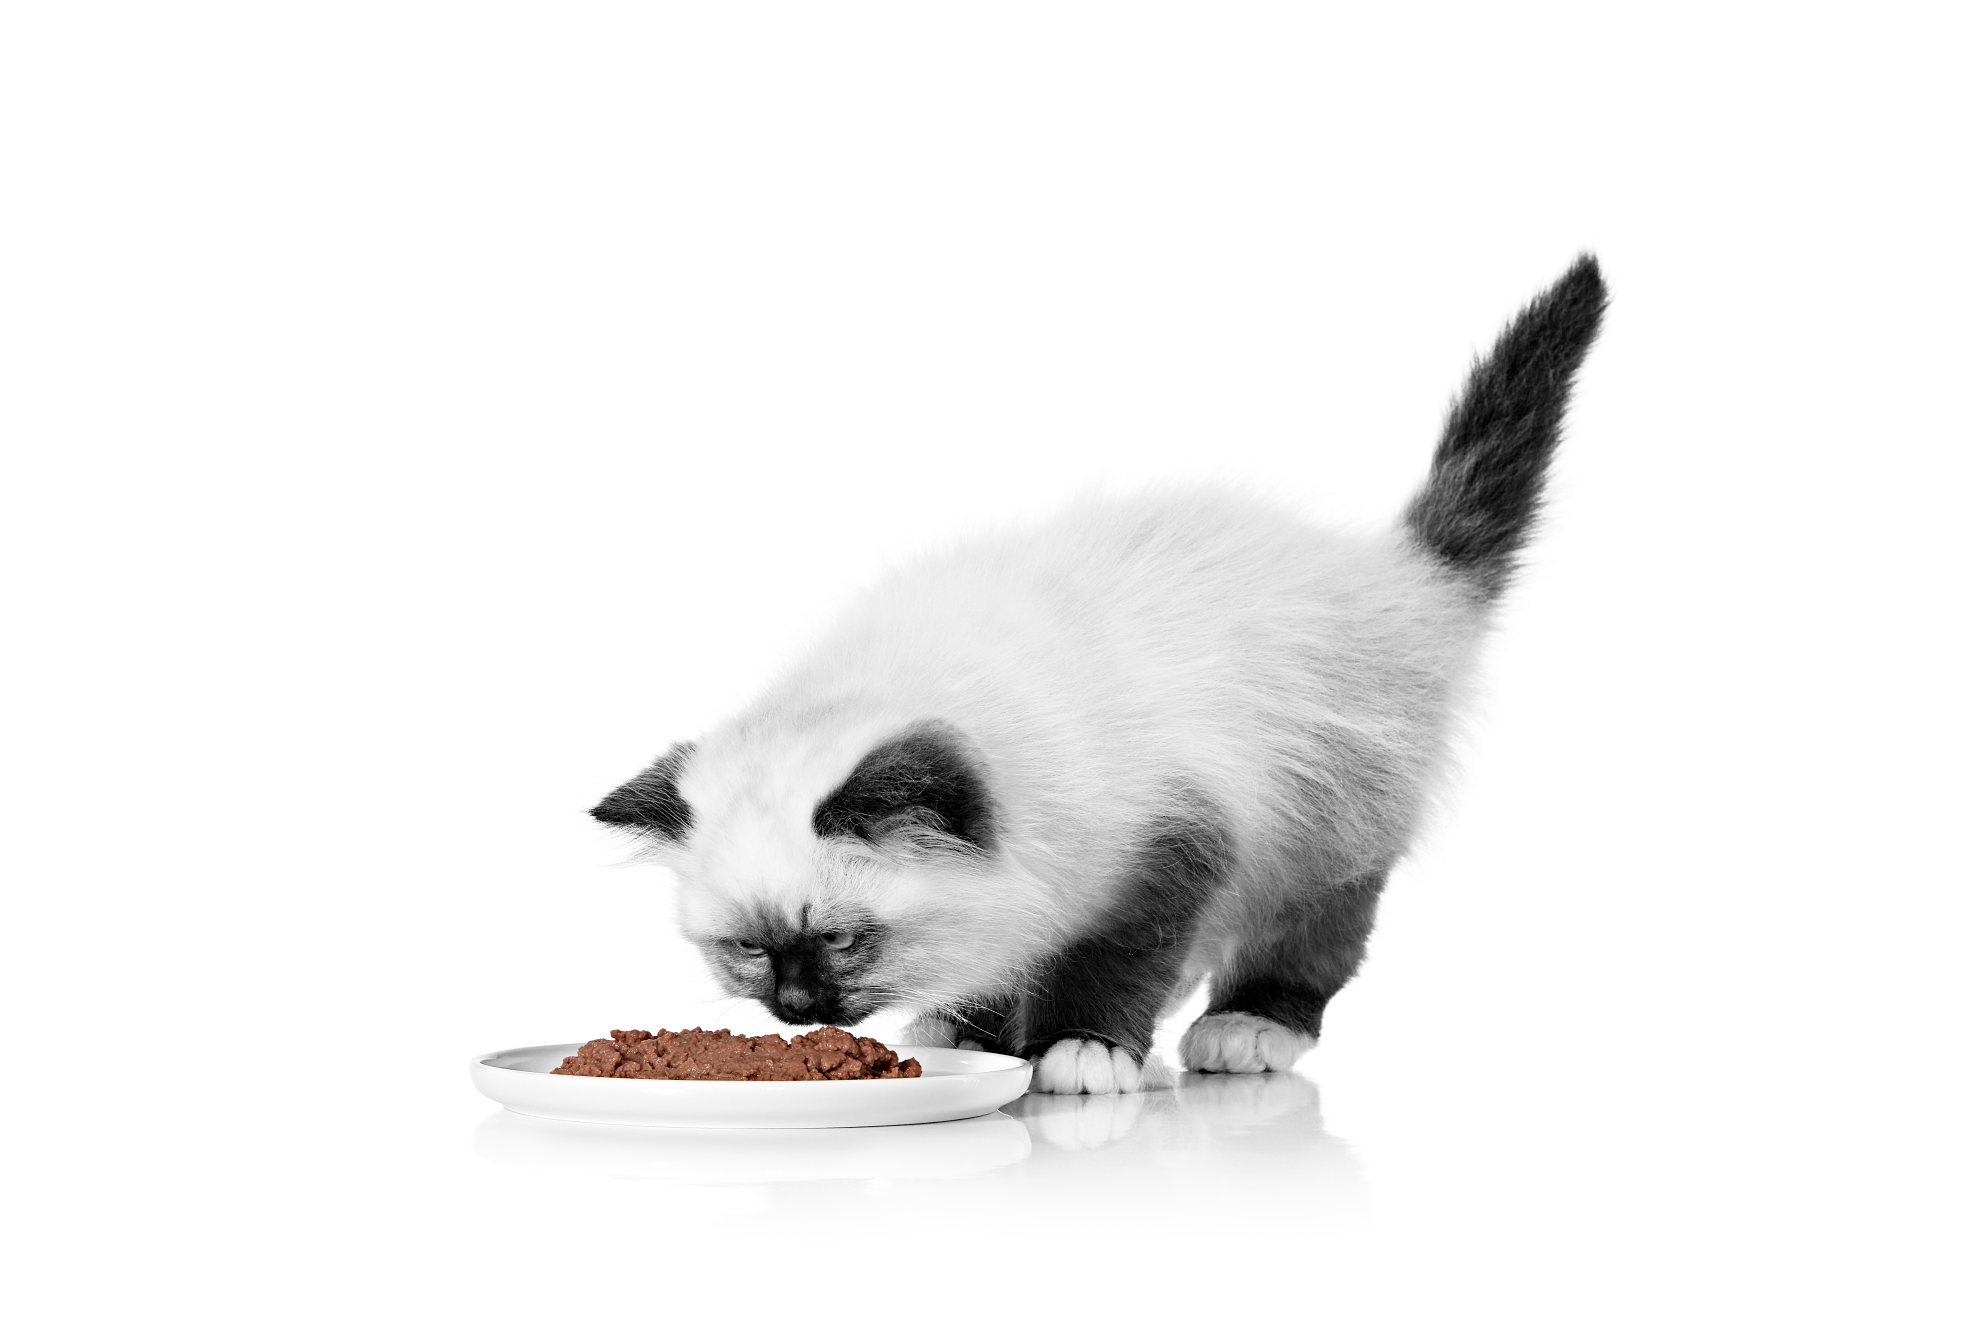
[592, 257, 1608, 1094]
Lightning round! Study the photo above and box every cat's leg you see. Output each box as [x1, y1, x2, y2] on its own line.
[950, 998, 1016, 1052]
[1181, 870, 1387, 1074]
[896, 1014, 957, 1048]
[1021, 816, 1227, 1095]
[898, 998, 1014, 1052]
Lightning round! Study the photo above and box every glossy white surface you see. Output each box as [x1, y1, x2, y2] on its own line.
[470, 1042, 1030, 1127]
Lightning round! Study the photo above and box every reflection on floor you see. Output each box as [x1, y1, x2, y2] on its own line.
[474, 1066, 1366, 1223]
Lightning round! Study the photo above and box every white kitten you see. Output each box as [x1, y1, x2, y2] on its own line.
[594, 258, 1607, 1094]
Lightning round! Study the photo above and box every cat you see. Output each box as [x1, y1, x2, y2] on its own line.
[591, 257, 1607, 1094]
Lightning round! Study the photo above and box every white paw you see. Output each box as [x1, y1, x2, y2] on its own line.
[1179, 1012, 1315, 1074]
[1027, 1038, 1172, 1094]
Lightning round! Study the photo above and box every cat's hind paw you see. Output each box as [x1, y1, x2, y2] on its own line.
[1028, 1038, 1172, 1094]
[1179, 1012, 1315, 1074]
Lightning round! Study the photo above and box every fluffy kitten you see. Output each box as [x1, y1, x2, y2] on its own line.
[593, 257, 1607, 1094]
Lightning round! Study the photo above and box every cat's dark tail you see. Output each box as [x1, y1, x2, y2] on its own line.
[1402, 255, 1607, 598]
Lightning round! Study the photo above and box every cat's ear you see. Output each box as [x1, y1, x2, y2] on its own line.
[591, 741, 697, 840]
[813, 721, 995, 852]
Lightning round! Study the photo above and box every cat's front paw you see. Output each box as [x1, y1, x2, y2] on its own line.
[1179, 1012, 1315, 1074]
[1028, 1038, 1173, 1094]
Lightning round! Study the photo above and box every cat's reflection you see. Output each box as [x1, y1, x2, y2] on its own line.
[1002, 1065, 1367, 1212]
[1172, 1065, 1326, 1127]
[1008, 1087, 1152, 1151]
[1010, 1064, 1324, 1150]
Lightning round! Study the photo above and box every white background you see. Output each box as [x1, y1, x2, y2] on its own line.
[4, 3, 1975, 1315]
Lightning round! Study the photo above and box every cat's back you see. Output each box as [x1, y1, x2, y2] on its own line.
[738, 486, 1482, 878]
[801, 487, 1471, 707]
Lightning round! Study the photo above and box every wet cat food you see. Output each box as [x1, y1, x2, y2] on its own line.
[550, 1026, 923, 1081]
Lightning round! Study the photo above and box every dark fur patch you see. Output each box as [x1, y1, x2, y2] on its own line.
[812, 721, 995, 852]
[590, 741, 697, 840]
[1019, 809, 1232, 1061]
[713, 907, 886, 1028]
[1207, 870, 1388, 1037]
[1403, 254, 1608, 598]
[766, 938, 850, 1025]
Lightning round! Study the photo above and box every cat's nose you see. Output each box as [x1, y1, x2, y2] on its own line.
[777, 985, 814, 1015]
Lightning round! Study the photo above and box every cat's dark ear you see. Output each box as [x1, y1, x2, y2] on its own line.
[591, 741, 697, 840]
[813, 721, 995, 852]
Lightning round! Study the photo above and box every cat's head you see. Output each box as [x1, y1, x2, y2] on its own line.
[591, 714, 1021, 1027]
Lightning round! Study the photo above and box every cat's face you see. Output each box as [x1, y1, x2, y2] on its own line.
[681, 881, 898, 1027]
[593, 717, 1006, 1027]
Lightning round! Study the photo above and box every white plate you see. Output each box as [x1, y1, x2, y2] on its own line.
[469, 1042, 1033, 1129]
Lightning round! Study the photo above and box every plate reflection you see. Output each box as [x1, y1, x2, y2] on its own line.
[473, 1107, 1031, 1184]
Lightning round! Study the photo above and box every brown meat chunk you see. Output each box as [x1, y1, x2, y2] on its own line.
[549, 1026, 922, 1080]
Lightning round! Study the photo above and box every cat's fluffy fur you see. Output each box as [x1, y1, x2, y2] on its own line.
[593, 257, 1607, 1093]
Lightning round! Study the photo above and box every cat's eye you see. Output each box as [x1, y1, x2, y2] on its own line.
[819, 930, 855, 951]
[733, 939, 765, 957]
